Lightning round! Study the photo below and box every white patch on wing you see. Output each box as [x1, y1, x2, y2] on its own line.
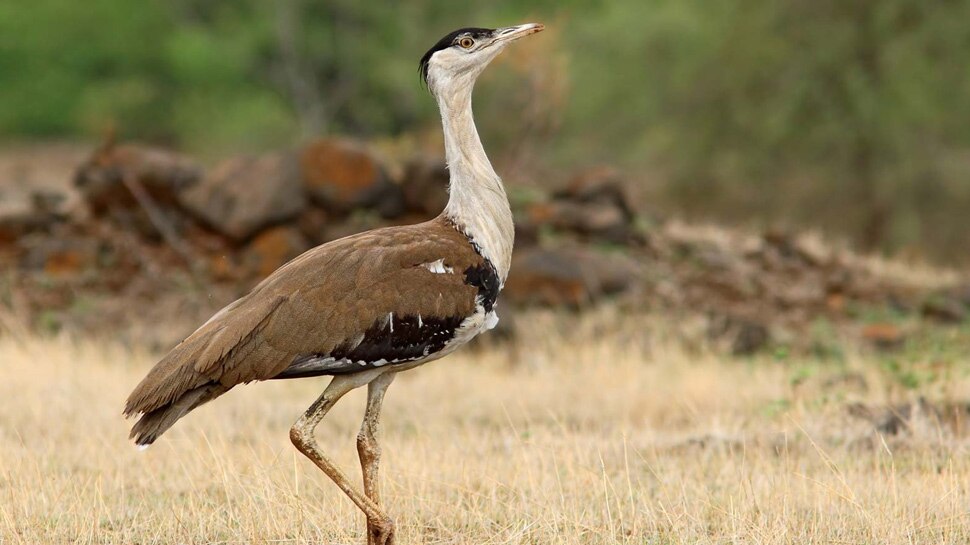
[389, 312, 394, 333]
[417, 314, 423, 328]
[421, 258, 454, 274]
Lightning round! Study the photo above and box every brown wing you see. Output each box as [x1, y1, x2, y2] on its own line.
[124, 217, 486, 444]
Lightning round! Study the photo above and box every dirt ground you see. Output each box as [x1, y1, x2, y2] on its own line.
[2, 315, 968, 544]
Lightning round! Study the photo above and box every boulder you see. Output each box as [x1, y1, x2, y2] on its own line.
[530, 166, 645, 245]
[296, 205, 332, 245]
[504, 247, 642, 308]
[731, 320, 770, 355]
[74, 141, 201, 214]
[527, 200, 633, 243]
[504, 248, 589, 308]
[0, 188, 66, 243]
[400, 156, 449, 217]
[18, 234, 100, 278]
[949, 284, 970, 308]
[243, 226, 309, 279]
[759, 229, 821, 269]
[553, 166, 636, 221]
[73, 141, 202, 241]
[179, 152, 306, 242]
[300, 138, 403, 217]
[861, 323, 905, 350]
[320, 214, 388, 244]
[921, 293, 966, 324]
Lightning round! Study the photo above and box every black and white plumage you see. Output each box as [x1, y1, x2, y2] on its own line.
[124, 23, 544, 545]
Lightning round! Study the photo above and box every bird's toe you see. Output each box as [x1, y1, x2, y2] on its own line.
[367, 517, 395, 545]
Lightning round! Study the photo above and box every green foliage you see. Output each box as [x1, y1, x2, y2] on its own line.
[564, 0, 970, 258]
[0, 0, 170, 136]
[1, 0, 969, 260]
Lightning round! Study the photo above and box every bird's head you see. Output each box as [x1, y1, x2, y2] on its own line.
[419, 23, 545, 97]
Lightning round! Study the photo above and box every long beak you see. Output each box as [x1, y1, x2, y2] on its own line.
[492, 23, 545, 45]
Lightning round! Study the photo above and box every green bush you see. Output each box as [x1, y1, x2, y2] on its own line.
[1, 0, 969, 261]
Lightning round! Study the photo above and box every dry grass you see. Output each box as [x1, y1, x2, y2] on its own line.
[1, 321, 969, 544]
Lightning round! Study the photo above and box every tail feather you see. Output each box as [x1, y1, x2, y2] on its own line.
[124, 334, 213, 418]
[124, 291, 288, 445]
[129, 382, 230, 446]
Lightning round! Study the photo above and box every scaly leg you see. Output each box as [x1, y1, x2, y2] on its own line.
[289, 371, 395, 545]
[357, 372, 396, 544]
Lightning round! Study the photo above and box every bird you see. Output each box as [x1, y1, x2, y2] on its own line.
[124, 23, 544, 545]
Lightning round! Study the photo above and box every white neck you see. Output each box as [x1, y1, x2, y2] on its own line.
[437, 80, 515, 284]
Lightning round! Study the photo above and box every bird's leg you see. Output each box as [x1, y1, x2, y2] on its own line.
[357, 372, 396, 545]
[290, 373, 395, 545]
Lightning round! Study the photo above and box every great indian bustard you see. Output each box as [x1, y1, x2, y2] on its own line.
[124, 23, 544, 545]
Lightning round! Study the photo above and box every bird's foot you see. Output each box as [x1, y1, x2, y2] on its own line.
[366, 516, 395, 545]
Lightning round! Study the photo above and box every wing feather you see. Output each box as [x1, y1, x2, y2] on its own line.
[124, 218, 484, 422]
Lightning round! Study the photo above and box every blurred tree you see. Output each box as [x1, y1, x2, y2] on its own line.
[561, 0, 970, 255]
[0, 0, 968, 261]
[0, 0, 172, 137]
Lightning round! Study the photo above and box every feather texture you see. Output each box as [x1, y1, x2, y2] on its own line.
[124, 217, 494, 444]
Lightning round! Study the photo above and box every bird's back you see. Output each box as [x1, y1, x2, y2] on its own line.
[125, 216, 499, 445]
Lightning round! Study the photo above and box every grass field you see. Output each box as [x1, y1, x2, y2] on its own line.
[2, 315, 969, 544]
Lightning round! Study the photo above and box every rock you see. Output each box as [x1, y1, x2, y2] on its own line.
[207, 254, 240, 282]
[589, 251, 643, 296]
[530, 167, 645, 245]
[179, 152, 306, 242]
[731, 320, 770, 355]
[400, 156, 449, 217]
[74, 141, 201, 214]
[504, 247, 641, 308]
[19, 234, 100, 278]
[300, 138, 403, 217]
[296, 205, 332, 245]
[921, 293, 966, 324]
[861, 323, 905, 350]
[825, 291, 846, 313]
[527, 200, 634, 244]
[504, 248, 589, 308]
[73, 141, 202, 241]
[243, 226, 309, 279]
[761, 229, 820, 268]
[949, 284, 970, 308]
[0, 188, 65, 243]
[512, 219, 540, 248]
[554, 166, 636, 221]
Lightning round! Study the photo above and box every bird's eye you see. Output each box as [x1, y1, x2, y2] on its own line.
[458, 37, 475, 49]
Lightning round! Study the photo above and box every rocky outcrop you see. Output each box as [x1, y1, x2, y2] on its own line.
[300, 138, 403, 218]
[178, 152, 306, 242]
[2, 138, 964, 354]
